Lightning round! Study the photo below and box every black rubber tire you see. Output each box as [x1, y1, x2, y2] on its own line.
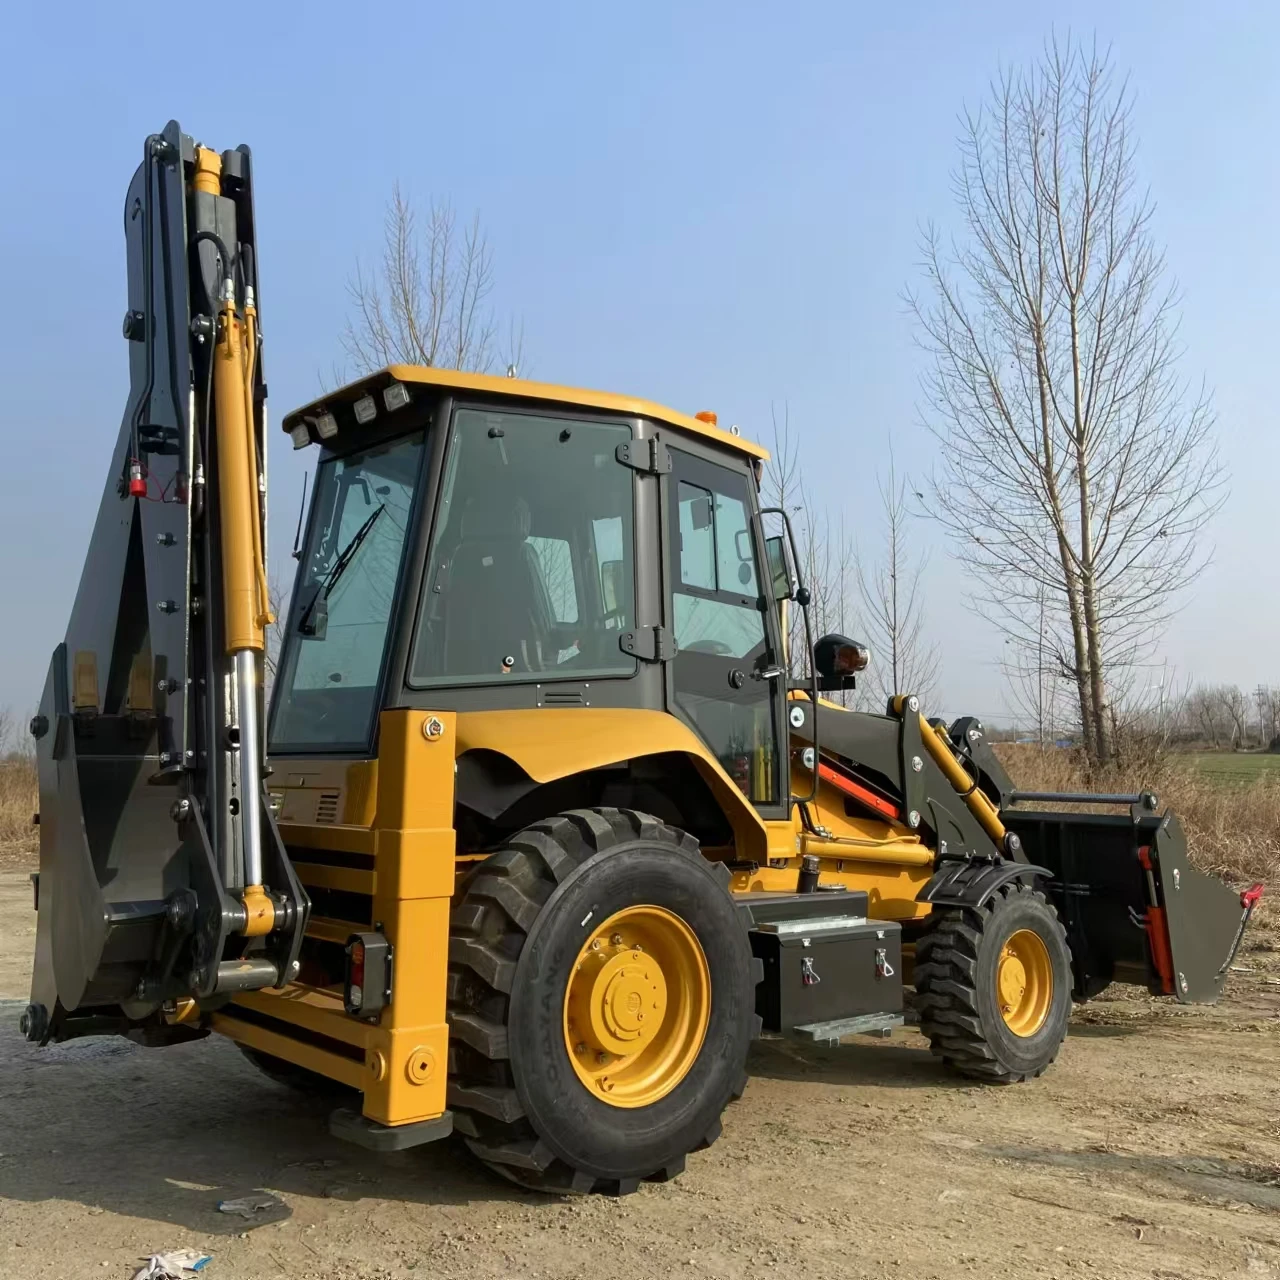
[446, 807, 761, 1195]
[914, 882, 1072, 1084]
[236, 1044, 355, 1096]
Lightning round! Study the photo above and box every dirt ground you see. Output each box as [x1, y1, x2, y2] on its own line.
[2, 863, 1279, 1280]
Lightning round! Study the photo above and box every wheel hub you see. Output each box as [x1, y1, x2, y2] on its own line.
[997, 928, 1053, 1037]
[563, 905, 709, 1108]
[592, 950, 667, 1052]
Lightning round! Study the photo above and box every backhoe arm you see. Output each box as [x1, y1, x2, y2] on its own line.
[23, 122, 307, 1046]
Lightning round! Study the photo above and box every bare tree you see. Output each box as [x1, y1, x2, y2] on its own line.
[1219, 684, 1249, 749]
[857, 454, 940, 707]
[1001, 580, 1068, 745]
[763, 405, 861, 703]
[1264, 688, 1280, 751]
[342, 186, 512, 375]
[1252, 684, 1280, 751]
[910, 36, 1225, 764]
[1188, 683, 1230, 749]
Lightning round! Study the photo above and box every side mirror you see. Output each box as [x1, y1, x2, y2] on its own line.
[600, 559, 623, 614]
[764, 535, 793, 602]
[814, 633, 869, 692]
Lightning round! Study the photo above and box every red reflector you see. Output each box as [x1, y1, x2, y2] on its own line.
[349, 939, 365, 989]
[1242, 883, 1265, 909]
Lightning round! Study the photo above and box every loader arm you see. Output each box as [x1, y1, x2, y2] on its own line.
[23, 122, 308, 1046]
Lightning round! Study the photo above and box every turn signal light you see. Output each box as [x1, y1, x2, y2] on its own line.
[344, 931, 392, 1020]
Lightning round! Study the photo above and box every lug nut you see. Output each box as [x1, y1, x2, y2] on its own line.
[575, 1042, 586, 1054]
[610, 933, 623, 946]
[596, 1052, 609, 1065]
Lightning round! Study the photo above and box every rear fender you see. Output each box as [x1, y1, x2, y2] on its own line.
[453, 708, 770, 860]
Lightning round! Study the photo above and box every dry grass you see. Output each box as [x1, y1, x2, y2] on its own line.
[2, 747, 1272, 893]
[0, 758, 37, 866]
[997, 743, 1280, 889]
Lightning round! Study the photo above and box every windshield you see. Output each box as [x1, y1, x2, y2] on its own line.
[269, 432, 425, 752]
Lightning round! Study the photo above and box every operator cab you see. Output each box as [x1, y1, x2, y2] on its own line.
[274, 365, 791, 815]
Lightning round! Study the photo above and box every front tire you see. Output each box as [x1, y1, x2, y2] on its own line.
[446, 808, 760, 1194]
[914, 881, 1071, 1083]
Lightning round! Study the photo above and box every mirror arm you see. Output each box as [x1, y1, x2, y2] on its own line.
[758, 506, 819, 805]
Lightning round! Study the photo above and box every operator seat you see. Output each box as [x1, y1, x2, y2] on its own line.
[441, 496, 554, 675]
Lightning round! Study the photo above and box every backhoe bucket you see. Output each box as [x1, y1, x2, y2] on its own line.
[1004, 805, 1255, 1003]
[30, 647, 196, 1021]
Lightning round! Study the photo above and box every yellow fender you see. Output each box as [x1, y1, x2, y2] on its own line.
[454, 708, 769, 860]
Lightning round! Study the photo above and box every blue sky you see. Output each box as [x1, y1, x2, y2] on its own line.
[0, 1, 1274, 722]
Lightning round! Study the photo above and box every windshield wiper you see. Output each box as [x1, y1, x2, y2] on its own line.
[297, 504, 385, 635]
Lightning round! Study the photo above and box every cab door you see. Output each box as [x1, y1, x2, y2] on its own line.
[665, 446, 785, 812]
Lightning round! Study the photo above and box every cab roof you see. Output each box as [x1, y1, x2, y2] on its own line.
[281, 364, 769, 462]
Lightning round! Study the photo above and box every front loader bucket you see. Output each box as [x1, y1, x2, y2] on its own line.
[1004, 804, 1254, 1004]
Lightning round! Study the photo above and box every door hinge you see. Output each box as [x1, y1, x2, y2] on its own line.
[615, 438, 672, 474]
[619, 626, 674, 662]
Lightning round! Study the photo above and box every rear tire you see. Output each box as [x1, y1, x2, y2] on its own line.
[914, 881, 1071, 1083]
[446, 807, 760, 1194]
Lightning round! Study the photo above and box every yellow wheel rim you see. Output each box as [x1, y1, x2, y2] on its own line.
[997, 928, 1053, 1037]
[563, 905, 710, 1109]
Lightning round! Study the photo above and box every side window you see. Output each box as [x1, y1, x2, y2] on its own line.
[678, 482, 716, 590]
[715, 492, 759, 596]
[668, 451, 778, 805]
[672, 477, 766, 661]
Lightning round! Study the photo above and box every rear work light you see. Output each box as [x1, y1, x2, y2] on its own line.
[344, 932, 393, 1020]
[313, 411, 340, 439]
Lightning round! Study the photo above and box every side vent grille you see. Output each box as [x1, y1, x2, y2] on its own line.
[315, 791, 340, 824]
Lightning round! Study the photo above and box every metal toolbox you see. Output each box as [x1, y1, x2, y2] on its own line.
[742, 892, 904, 1035]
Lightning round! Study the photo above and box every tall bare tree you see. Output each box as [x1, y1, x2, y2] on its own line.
[910, 36, 1225, 764]
[857, 454, 939, 708]
[342, 185, 520, 375]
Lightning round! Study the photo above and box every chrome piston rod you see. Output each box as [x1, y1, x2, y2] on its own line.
[234, 647, 265, 889]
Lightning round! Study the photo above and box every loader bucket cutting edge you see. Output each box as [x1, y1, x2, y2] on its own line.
[1003, 806, 1255, 1005]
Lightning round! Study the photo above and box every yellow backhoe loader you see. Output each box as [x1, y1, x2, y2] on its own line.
[23, 123, 1262, 1194]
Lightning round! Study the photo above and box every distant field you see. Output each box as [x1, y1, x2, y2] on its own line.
[1191, 751, 1280, 783]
